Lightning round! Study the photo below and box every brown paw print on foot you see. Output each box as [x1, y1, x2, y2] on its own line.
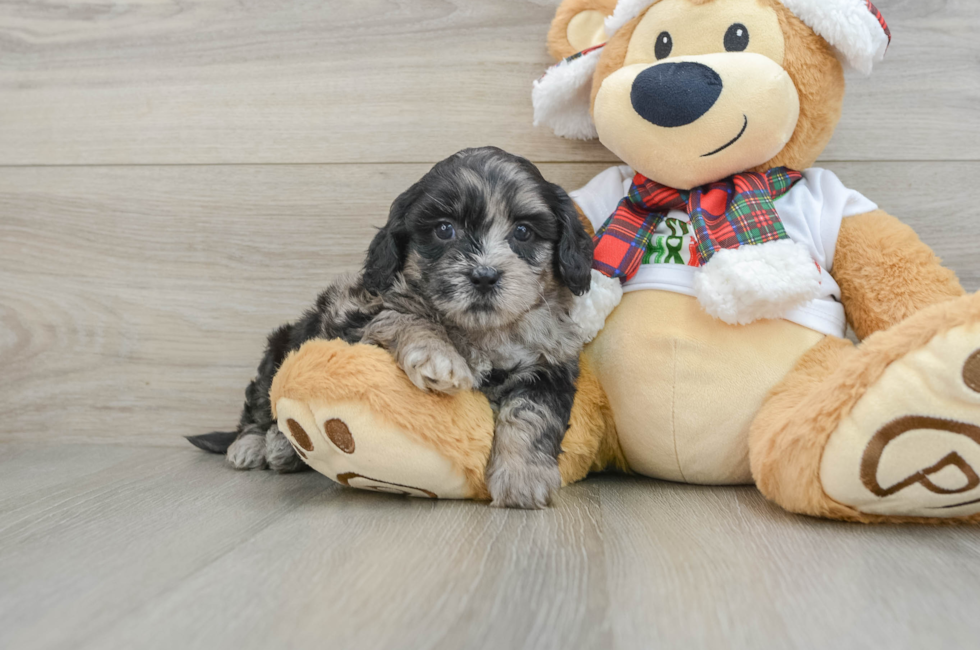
[821, 331, 980, 518]
[285, 417, 354, 458]
[852, 346, 980, 513]
[336, 472, 437, 499]
[962, 349, 980, 394]
[282, 416, 438, 498]
[861, 415, 980, 511]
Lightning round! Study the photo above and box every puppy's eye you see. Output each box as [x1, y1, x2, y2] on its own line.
[513, 224, 532, 242]
[435, 222, 456, 241]
[655, 31, 673, 60]
[724, 23, 749, 52]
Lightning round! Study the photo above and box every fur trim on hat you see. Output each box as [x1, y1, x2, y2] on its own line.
[603, 0, 656, 37]
[781, 0, 889, 75]
[532, 47, 603, 140]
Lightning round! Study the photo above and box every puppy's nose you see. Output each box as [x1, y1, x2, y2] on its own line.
[630, 62, 723, 128]
[469, 266, 501, 293]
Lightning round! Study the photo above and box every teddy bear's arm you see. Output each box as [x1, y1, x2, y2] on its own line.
[833, 209, 965, 340]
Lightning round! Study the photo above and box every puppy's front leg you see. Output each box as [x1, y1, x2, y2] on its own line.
[485, 364, 577, 509]
[363, 310, 474, 394]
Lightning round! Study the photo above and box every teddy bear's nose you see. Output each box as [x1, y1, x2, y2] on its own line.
[630, 62, 723, 128]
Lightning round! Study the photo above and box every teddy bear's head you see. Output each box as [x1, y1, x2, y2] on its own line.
[535, 0, 890, 190]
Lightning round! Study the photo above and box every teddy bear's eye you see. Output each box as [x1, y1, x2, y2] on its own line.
[654, 31, 673, 60]
[724, 23, 750, 52]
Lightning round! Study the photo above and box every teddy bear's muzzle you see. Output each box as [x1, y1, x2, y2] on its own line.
[594, 53, 800, 190]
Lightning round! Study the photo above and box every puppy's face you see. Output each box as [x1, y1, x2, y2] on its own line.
[363, 147, 593, 330]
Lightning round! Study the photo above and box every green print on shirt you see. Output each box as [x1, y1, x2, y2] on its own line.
[643, 218, 691, 265]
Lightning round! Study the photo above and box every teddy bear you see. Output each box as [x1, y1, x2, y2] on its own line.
[269, 0, 980, 523]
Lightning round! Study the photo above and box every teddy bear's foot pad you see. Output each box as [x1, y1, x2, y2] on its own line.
[275, 397, 473, 499]
[821, 323, 980, 518]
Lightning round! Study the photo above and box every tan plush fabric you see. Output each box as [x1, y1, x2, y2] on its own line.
[277, 396, 474, 499]
[594, 51, 800, 190]
[750, 292, 980, 524]
[755, 0, 844, 173]
[574, 204, 597, 238]
[271, 339, 496, 498]
[834, 210, 965, 340]
[584, 290, 823, 484]
[559, 356, 630, 483]
[548, 0, 619, 61]
[271, 338, 616, 498]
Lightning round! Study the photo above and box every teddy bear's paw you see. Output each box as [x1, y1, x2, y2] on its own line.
[400, 341, 475, 395]
[821, 322, 980, 518]
[485, 454, 561, 509]
[694, 240, 822, 325]
[225, 427, 267, 470]
[275, 397, 474, 499]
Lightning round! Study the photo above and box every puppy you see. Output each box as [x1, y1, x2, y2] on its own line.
[187, 146, 595, 508]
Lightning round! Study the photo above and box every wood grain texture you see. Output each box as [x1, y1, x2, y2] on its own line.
[2, 445, 979, 650]
[1, 162, 977, 447]
[0, 0, 977, 165]
[1, 1, 979, 646]
[596, 476, 980, 650]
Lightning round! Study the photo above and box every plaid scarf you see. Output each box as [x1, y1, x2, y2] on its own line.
[592, 168, 803, 281]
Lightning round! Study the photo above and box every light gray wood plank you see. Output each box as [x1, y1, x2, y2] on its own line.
[0, 444, 609, 650]
[0, 0, 976, 165]
[3, 445, 979, 650]
[597, 475, 980, 650]
[82, 484, 609, 650]
[0, 444, 335, 650]
[1, 161, 977, 447]
[823, 0, 980, 162]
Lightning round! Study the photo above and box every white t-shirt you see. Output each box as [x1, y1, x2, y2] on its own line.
[570, 166, 878, 337]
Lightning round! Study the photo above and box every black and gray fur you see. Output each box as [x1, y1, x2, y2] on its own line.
[187, 147, 595, 508]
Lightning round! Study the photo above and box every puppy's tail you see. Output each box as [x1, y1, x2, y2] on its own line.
[185, 431, 239, 454]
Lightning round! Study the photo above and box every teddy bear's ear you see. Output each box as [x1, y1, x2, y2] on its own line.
[547, 0, 618, 61]
[534, 0, 619, 141]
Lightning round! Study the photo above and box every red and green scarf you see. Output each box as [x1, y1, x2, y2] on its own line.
[592, 168, 803, 280]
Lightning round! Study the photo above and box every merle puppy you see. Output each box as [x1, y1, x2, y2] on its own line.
[187, 147, 595, 508]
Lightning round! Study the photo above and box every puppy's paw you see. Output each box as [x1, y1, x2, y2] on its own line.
[401, 342, 474, 394]
[226, 433, 267, 470]
[265, 424, 308, 474]
[485, 455, 561, 509]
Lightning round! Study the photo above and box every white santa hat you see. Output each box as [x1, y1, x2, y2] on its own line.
[533, 0, 891, 140]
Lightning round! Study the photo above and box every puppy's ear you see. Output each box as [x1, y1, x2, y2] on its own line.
[363, 183, 419, 293]
[551, 184, 594, 296]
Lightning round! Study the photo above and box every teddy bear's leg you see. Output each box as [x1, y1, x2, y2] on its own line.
[269, 339, 613, 500]
[750, 292, 980, 523]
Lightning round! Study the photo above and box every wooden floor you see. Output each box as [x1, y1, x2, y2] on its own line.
[1, 1, 979, 648]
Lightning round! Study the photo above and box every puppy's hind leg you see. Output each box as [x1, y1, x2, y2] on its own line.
[226, 424, 268, 470]
[265, 423, 309, 473]
[225, 323, 297, 471]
